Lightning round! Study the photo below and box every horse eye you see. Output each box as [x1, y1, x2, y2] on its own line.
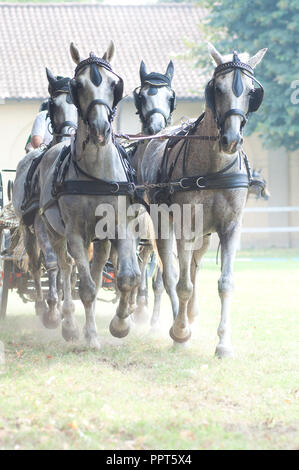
[110, 81, 116, 89]
[215, 86, 222, 95]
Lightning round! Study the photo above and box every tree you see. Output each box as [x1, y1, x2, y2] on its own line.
[193, 0, 299, 151]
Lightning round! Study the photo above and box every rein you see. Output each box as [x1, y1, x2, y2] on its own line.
[115, 113, 219, 143]
[115, 131, 219, 142]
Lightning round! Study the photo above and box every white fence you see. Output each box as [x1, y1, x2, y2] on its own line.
[242, 206, 299, 233]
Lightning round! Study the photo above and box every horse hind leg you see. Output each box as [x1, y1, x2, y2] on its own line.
[187, 234, 211, 325]
[34, 213, 60, 329]
[21, 222, 47, 317]
[150, 266, 164, 330]
[133, 243, 152, 324]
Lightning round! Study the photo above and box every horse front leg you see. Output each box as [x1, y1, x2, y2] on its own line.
[90, 239, 111, 293]
[67, 233, 102, 349]
[156, 226, 179, 323]
[34, 213, 60, 329]
[216, 226, 241, 358]
[170, 238, 193, 345]
[45, 227, 79, 342]
[109, 238, 140, 338]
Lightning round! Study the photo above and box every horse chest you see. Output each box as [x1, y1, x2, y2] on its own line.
[172, 188, 247, 235]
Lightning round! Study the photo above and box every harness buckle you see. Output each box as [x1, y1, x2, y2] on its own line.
[179, 178, 189, 189]
[196, 177, 206, 189]
[111, 182, 120, 194]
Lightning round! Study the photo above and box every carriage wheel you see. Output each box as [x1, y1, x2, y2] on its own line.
[0, 230, 12, 319]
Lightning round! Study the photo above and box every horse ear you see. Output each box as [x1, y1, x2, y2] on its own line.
[139, 60, 147, 82]
[207, 42, 224, 66]
[165, 60, 174, 82]
[70, 42, 81, 65]
[247, 48, 268, 69]
[102, 40, 115, 63]
[45, 68, 56, 88]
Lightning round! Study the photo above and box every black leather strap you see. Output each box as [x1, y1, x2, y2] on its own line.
[54, 180, 136, 197]
[172, 172, 249, 192]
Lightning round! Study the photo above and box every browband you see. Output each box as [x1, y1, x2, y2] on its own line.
[75, 55, 113, 77]
[214, 61, 254, 77]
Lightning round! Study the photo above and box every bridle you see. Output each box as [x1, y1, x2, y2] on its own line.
[205, 51, 264, 135]
[48, 76, 77, 139]
[69, 53, 124, 125]
[133, 71, 176, 128]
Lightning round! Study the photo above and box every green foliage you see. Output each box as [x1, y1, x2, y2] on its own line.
[193, 0, 299, 151]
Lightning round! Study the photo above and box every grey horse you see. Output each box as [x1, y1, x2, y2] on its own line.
[12, 70, 77, 328]
[38, 42, 141, 349]
[127, 60, 176, 326]
[141, 43, 267, 357]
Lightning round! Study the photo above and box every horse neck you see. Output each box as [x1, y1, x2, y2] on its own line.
[186, 107, 239, 175]
[73, 118, 127, 181]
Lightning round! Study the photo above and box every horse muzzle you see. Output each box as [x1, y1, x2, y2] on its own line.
[220, 131, 243, 154]
[89, 120, 111, 146]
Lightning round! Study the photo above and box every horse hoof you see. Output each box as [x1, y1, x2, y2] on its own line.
[87, 336, 101, 350]
[172, 339, 190, 350]
[42, 311, 61, 330]
[215, 344, 234, 359]
[109, 316, 130, 339]
[35, 300, 48, 317]
[169, 326, 192, 344]
[149, 321, 161, 334]
[132, 306, 149, 325]
[62, 320, 80, 342]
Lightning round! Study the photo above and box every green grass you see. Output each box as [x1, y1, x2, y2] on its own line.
[0, 249, 298, 450]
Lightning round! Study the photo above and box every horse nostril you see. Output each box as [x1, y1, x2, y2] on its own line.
[221, 135, 228, 146]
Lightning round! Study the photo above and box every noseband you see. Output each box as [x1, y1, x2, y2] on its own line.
[205, 51, 264, 135]
[133, 71, 176, 128]
[69, 54, 124, 126]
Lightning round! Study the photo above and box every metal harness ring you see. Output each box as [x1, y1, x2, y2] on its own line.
[111, 182, 120, 194]
[196, 177, 206, 189]
[179, 178, 190, 189]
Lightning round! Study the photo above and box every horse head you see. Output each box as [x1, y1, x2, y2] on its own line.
[69, 41, 123, 146]
[205, 43, 267, 154]
[134, 60, 176, 135]
[46, 68, 77, 142]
